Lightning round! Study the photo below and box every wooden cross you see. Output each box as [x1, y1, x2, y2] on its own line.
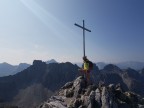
[75, 20, 91, 57]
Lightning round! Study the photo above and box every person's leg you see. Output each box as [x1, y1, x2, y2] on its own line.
[86, 71, 90, 84]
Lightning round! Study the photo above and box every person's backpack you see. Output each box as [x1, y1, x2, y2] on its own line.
[88, 60, 93, 70]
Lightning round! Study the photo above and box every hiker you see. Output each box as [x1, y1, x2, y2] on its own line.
[79, 56, 93, 83]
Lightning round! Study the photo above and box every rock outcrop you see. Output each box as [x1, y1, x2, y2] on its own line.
[38, 76, 144, 108]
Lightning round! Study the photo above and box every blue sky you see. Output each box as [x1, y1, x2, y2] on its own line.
[0, 0, 144, 64]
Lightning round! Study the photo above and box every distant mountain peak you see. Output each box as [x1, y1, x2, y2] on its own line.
[46, 59, 58, 64]
[116, 61, 144, 70]
[18, 63, 30, 65]
[96, 62, 107, 69]
[125, 67, 138, 72]
[103, 64, 121, 73]
[1, 62, 8, 64]
[33, 60, 46, 66]
[0, 62, 12, 66]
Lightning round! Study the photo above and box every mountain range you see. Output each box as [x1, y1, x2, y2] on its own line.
[74, 61, 144, 70]
[0, 60, 144, 108]
[1, 60, 144, 77]
[96, 61, 144, 70]
[0, 62, 30, 77]
[0, 60, 79, 108]
[0, 59, 58, 77]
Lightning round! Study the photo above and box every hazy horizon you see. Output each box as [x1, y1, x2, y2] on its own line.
[0, 0, 144, 65]
[1, 59, 144, 65]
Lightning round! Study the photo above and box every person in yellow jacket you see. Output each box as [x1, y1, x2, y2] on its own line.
[79, 56, 92, 83]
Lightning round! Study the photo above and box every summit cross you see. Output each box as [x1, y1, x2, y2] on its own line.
[74, 20, 91, 57]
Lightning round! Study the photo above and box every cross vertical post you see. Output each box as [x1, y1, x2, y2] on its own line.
[83, 20, 85, 57]
[75, 20, 91, 57]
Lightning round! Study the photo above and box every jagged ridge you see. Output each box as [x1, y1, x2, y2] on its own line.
[38, 76, 144, 108]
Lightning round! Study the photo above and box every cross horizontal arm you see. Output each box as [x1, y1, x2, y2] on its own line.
[75, 23, 91, 32]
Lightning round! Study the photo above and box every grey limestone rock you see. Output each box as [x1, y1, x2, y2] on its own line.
[37, 76, 144, 108]
[62, 82, 73, 89]
[95, 88, 101, 107]
[101, 87, 110, 108]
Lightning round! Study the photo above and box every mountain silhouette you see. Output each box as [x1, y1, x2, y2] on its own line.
[96, 61, 144, 70]
[0, 60, 79, 108]
[0, 62, 15, 76]
[0, 62, 30, 77]
[116, 61, 144, 70]
[45, 59, 58, 64]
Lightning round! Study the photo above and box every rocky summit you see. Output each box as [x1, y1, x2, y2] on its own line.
[38, 76, 144, 108]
